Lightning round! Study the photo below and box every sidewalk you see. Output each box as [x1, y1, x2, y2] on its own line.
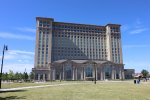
[0, 83, 81, 92]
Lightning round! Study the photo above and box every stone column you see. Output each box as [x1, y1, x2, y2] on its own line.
[101, 67, 103, 80]
[48, 73, 50, 80]
[38, 74, 40, 81]
[122, 70, 125, 80]
[96, 67, 98, 80]
[53, 69, 55, 80]
[114, 70, 116, 79]
[103, 71, 105, 80]
[93, 67, 95, 78]
[63, 65, 65, 80]
[75, 67, 78, 80]
[51, 70, 53, 80]
[84, 67, 86, 80]
[72, 67, 75, 80]
[43, 74, 45, 81]
[80, 67, 83, 80]
[119, 69, 122, 79]
[111, 68, 114, 80]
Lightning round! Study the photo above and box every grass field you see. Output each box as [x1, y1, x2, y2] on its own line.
[0, 81, 150, 100]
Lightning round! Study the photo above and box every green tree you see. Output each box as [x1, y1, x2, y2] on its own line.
[29, 72, 35, 80]
[23, 72, 28, 82]
[15, 72, 22, 81]
[8, 70, 15, 80]
[2, 73, 8, 80]
[141, 69, 149, 77]
[2, 73, 5, 80]
[19, 72, 24, 80]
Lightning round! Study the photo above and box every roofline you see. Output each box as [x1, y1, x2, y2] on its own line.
[53, 21, 105, 28]
[105, 24, 121, 26]
[36, 17, 54, 21]
[36, 17, 121, 27]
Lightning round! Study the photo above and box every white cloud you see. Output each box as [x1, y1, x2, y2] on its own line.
[121, 25, 130, 32]
[125, 18, 149, 35]
[4, 54, 16, 60]
[135, 18, 142, 28]
[123, 44, 150, 48]
[0, 50, 34, 63]
[129, 28, 148, 34]
[3, 63, 34, 73]
[8, 50, 34, 55]
[1, 50, 34, 73]
[16, 27, 36, 33]
[0, 32, 35, 40]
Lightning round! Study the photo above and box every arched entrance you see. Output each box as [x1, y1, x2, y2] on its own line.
[85, 64, 93, 77]
[104, 65, 112, 79]
[65, 63, 72, 80]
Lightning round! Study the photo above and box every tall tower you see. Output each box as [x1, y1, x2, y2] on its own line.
[106, 24, 123, 64]
[34, 17, 54, 68]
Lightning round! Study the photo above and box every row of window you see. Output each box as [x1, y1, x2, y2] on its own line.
[53, 32, 106, 36]
[110, 27, 120, 32]
[53, 52, 107, 56]
[54, 35, 106, 40]
[53, 49, 107, 53]
[39, 21, 51, 28]
[111, 37, 120, 39]
[53, 55, 107, 61]
[53, 29, 105, 33]
[53, 25, 105, 31]
[53, 45, 106, 50]
[38, 61, 48, 65]
[52, 47, 107, 51]
[53, 39, 106, 45]
[39, 28, 50, 31]
[39, 24, 50, 28]
[37, 56, 48, 65]
[53, 37, 106, 43]
[112, 56, 120, 63]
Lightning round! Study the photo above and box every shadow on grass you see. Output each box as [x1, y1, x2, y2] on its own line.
[0, 90, 26, 100]
[0, 96, 26, 100]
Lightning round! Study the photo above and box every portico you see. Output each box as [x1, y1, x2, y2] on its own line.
[44, 59, 124, 81]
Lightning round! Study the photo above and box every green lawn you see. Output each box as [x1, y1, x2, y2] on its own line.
[0, 81, 150, 100]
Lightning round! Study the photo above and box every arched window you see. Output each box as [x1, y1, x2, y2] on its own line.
[104, 65, 112, 79]
[85, 64, 93, 77]
[65, 63, 72, 80]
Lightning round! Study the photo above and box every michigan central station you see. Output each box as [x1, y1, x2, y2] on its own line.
[32, 17, 133, 81]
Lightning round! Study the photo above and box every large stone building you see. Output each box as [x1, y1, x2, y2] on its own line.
[32, 17, 124, 81]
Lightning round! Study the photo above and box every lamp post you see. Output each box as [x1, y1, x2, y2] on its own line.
[0, 45, 8, 89]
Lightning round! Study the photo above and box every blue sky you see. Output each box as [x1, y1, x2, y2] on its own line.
[0, 0, 150, 73]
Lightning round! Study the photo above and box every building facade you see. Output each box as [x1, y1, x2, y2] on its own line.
[124, 69, 135, 79]
[32, 17, 124, 81]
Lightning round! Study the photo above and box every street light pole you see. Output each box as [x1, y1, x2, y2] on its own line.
[0, 45, 8, 89]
